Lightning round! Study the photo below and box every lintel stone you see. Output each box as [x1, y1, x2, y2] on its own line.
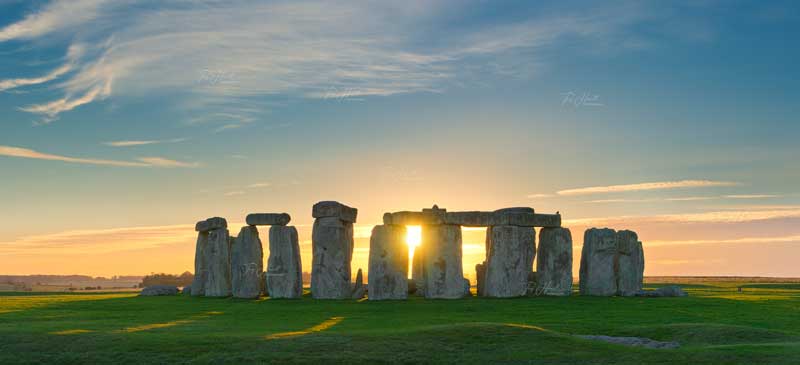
[246, 213, 291, 226]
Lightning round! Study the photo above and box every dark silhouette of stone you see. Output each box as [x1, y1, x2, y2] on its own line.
[351, 268, 366, 299]
[246, 213, 291, 226]
[195, 217, 227, 232]
[140, 285, 179, 296]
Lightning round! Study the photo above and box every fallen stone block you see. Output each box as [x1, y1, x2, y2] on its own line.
[140, 285, 179, 296]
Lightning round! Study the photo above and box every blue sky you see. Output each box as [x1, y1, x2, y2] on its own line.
[1, 0, 799, 276]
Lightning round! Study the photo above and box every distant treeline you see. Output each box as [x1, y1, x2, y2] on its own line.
[0, 275, 143, 286]
[139, 272, 194, 288]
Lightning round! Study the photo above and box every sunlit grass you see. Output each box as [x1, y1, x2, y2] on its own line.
[265, 316, 344, 340]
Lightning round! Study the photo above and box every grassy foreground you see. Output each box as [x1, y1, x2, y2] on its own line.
[1, 281, 799, 364]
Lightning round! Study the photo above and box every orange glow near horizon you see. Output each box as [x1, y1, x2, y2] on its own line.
[406, 226, 422, 278]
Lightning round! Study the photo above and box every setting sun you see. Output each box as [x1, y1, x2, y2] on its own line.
[406, 226, 422, 277]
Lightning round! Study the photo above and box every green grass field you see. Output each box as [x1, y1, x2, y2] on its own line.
[1, 280, 799, 364]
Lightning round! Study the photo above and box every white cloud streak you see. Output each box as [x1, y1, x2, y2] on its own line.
[564, 208, 800, 226]
[102, 138, 187, 147]
[558, 180, 739, 196]
[0, 0, 656, 122]
[0, 145, 198, 168]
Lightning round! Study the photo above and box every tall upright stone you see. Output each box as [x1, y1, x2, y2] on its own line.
[422, 224, 466, 299]
[311, 201, 357, 299]
[536, 227, 573, 296]
[368, 224, 408, 300]
[475, 262, 486, 297]
[267, 225, 303, 299]
[411, 241, 426, 296]
[483, 225, 535, 298]
[190, 231, 209, 296]
[616, 230, 644, 296]
[205, 228, 232, 297]
[231, 226, 263, 299]
[579, 228, 618, 296]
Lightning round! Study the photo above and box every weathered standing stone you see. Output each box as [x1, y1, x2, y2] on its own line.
[312, 201, 358, 223]
[616, 230, 644, 296]
[368, 225, 408, 300]
[231, 226, 263, 299]
[579, 228, 618, 296]
[191, 232, 209, 296]
[422, 224, 467, 299]
[246, 213, 291, 226]
[204, 228, 232, 297]
[311, 216, 354, 299]
[536, 227, 573, 296]
[195, 217, 227, 232]
[411, 241, 426, 296]
[483, 225, 535, 298]
[267, 225, 303, 299]
[475, 262, 486, 297]
[351, 268, 366, 299]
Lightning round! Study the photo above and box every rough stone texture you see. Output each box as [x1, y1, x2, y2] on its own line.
[463, 278, 472, 297]
[311, 216, 354, 299]
[190, 232, 209, 296]
[444, 211, 493, 227]
[475, 262, 486, 297]
[536, 227, 573, 296]
[312, 201, 358, 223]
[267, 225, 303, 299]
[351, 268, 366, 299]
[579, 228, 619, 296]
[384, 211, 444, 225]
[531, 214, 562, 228]
[246, 213, 291, 226]
[616, 230, 644, 296]
[494, 207, 535, 215]
[195, 217, 227, 232]
[422, 224, 467, 299]
[204, 228, 232, 297]
[636, 285, 687, 297]
[368, 224, 408, 300]
[231, 226, 263, 299]
[140, 285, 179, 296]
[483, 225, 535, 298]
[578, 335, 680, 349]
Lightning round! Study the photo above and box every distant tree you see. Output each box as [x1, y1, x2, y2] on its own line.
[140, 272, 194, 287]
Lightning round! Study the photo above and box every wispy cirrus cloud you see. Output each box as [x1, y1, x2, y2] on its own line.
[565, 207, 800, 226]
[557, 179, 739, 196]
[102, 137, 187, 147]
[0, 0, 661, 123]
[0, 145, 198, 168]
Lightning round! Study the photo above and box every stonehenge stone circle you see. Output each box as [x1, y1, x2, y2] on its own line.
[421, 224, 467, 299]
[536, 227, 573, 296]
[311, 201, 357, 299]
[204, 227, 232, 297]
[190, 231, 209, 296]
[246, 213, 290, 226]
[579, 228, 645, 296]
[231, 226, 263, 299]
[267, 225, 303, 299]
[368, 224, 408, 300]
[483, 225, 536, 298]
[616, 230, 645, 296]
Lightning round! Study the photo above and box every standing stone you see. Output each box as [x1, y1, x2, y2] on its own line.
[536, 227, 573, 296]
[475, 262, 486, 297]
[368, 225, 408, 300]
[579, 228, 618, 296]
[483, 225, 535, 298]
[411, 240, 426, 296]
[267, 225, 303, 299]
[616, 230, 644, 296]
[191, 232, 209, 296]
[351, 268, 366, 299]
[312, 201, 358, 223]
[205, 228, 232, 297]
[311, 216, 354, 299]
[422, 224, 466, 299]
[231, 226, 263, 299]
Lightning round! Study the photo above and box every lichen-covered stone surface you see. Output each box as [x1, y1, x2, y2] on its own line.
[368, 224, 408, 300]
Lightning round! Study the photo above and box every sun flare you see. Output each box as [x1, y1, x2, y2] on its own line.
[406, 226, 422, 278]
